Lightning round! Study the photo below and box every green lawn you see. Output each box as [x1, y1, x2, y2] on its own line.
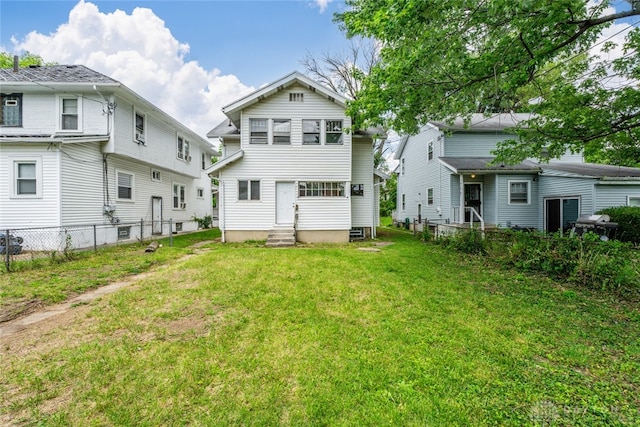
[1, 229, 638, 425]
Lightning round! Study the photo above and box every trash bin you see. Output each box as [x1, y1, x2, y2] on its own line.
[405, 217, 410, 229]
[0, 232, 23, 255]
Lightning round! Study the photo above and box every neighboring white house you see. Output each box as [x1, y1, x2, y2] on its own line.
[395, 113, 640, 232]
[206, 71, 383, 243]
[0, 63, 217, 249]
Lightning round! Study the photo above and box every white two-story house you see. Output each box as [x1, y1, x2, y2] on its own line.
[207, 71, 382, 244]
[395, 113, 640, 233]
[0, 63, 217, 249]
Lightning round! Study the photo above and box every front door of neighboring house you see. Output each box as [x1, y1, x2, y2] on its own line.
[464, 183, 482, 222]
[545, 197, 579, 233]
[152, 197, 162, 234]
[276, 182, 295, 225]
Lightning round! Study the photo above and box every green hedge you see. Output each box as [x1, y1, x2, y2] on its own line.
[597, 206, 640, 244]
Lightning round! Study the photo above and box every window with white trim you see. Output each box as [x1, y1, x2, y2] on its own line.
[15, 161, 37, 196]
[239, 180, 260, 200]
[325, 120, 343, 144]
[134, 111, 145, 144]
[151, 169, 161, 182]
[508, 180, 530, 205]
[273, 119, 291, 144]
[427, 188, 434, 205]
[351, 184, 364, 196]
[428, 141, 434, 161]
[117, 171, 134, 200]
[197, 187, 204, 199]
[250, 119, 268, 144]
[173, 183, 186, 209]
[1, 93, 22, 127]
[298, 182, 345, 197]
[401, 158, 405, 175]
[303, 120, 321, 145]
[628, 196, 640, 207]
[402, 194, 406, 210]
[177, 136, 191, 161]
[59, 96, 81, 131]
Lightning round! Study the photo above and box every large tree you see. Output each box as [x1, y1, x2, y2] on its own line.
[336, 1, 640, 165]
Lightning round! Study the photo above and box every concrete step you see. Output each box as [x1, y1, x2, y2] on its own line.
[266, 227, 296, 247]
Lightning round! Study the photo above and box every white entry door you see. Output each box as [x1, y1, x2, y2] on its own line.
[276, 182, 295, 225]
[152, 197, 162, 234]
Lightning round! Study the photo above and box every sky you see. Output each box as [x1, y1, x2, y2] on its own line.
[0, 0, 352, 138]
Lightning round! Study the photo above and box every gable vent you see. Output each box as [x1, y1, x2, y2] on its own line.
[289, 93, 304, 102]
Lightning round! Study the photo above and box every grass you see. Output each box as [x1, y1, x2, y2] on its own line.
[0, 229, 221, 318]
[1, 228, 639, 425]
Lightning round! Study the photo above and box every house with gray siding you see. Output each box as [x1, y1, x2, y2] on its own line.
[207, 71, 382, 244]
[395, 113, 640, 233]
[0, 64, 217, 249]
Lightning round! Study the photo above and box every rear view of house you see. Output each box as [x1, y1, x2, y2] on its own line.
[207, 72, 382, 244]
[395, 113, 640, 233]
[0, 63, 217, 250]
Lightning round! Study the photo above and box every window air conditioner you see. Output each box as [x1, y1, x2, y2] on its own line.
[186, 155, 192, 161]
[180, 202, 186, 209]
[135, 133, 145, 144]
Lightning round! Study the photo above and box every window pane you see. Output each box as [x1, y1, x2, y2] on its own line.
[629, 197, 640, 207]
[303, 133, 320, 144]
[303, 120, 320, 132]
[62, 98, 77, 114]
[62, 115, 78, 130]
[18, 163, 36, 178]
[136, 113, 144, 132]
[250, 118, 268, 132]
[250, 180, 260, 200]
[117, 173, 132, 199]
[17, 179, 36, 195]
[238, 180, 248, 200]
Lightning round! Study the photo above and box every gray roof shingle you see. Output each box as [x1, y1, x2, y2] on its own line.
[0, 64, 116, 83]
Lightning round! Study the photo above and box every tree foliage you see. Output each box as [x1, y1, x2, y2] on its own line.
[0, 52, 49, 68]
[336, 1, 640, 165]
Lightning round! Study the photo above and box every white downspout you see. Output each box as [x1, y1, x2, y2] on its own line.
[220, 180, 226, 243]
[459, 174, 465, 224]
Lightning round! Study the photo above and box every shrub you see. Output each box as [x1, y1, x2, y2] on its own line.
[597, 206, 640, 244]
[192, 215, 213, 229]
[436, 228, 487, 255]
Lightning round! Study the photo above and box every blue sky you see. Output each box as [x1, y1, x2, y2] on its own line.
[0, 0, 352, 136]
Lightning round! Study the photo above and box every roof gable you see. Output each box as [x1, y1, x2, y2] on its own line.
[221, 71, 347, 125]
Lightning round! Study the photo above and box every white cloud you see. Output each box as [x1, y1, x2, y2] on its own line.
[10, 0, 254, 138]
[313, 0, 332, 13]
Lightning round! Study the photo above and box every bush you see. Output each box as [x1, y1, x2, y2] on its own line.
[438, 228, 640, 297]
[597, 206, 640, 244]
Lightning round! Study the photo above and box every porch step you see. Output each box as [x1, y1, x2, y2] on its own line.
[265, 227, 296, 248]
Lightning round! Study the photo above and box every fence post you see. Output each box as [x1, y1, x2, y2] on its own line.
[140, 218, 144, 244]
[93, 224, 97, 252]
[4, 228, 10, 272]
[169, 218, 173, 247]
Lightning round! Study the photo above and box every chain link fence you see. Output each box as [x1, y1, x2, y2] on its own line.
[2, 219, 199, 272]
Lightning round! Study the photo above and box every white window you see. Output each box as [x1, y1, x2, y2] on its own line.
[351, 184, 364, 196]
[239, 180, 260, 200]
[197, 187, 204, 199]
[250, 119, 268, 144]
[428, 141, 434, 161]
[401, 158, 405, 175]
[117, 170, 134, 201]
[151, 169, 161, 182]
[14, 161, 38, 197]
[303, 120, 321, 145]
[627, 196, 640, 207]
[273, 119, 291, 144]
[289, 93, 304, 102]
[177, 136, 191, 161]
[59, 96, 81, 131]
[402, 194, 406, 210]
[508, 180, 530, 205]
[427, 188, 434, 205]
[134, 111, 145, 144]
[1, 93, 22, 127]
[298, 182, 345, 197]
[117, 226, 131, 240]
[325, 120, 343, 144]
[173, 183, 186, 209]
